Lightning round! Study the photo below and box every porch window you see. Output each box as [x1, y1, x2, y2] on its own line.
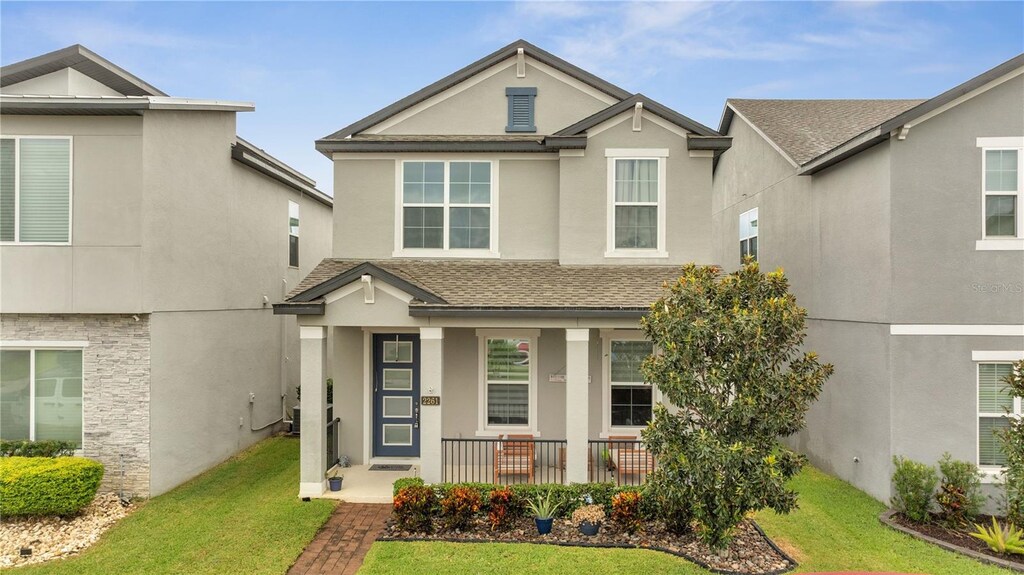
[0, 136, 73, 243]
[399, 160, 495, 255]
[477, 330, 538, 434]
[0, 348, 83, 446]
[610, 340, 654, 428]
[978, 362, 1019, 468]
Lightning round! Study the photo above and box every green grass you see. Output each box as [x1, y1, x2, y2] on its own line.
[360, 466, 1013, 574]
[17, 436, 335, 575]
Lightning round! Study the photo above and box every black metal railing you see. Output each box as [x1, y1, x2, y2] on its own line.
[325, 417, 340, 472]
[587, 438, 655, 486]
[441, 437, 567, 484]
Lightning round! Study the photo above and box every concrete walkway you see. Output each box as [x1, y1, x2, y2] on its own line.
[287, 503, 391, 575]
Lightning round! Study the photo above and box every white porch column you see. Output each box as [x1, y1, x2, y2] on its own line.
[565, 328, 590, 484]
[299, 326, 328, 497]
[419, 327, 444, 483]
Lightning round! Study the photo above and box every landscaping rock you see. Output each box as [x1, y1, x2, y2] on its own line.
[0, 493, 134, 568]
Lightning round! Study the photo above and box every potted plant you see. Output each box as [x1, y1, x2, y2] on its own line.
[526, 488, 562, 535]
[327, 469, 343, 492]
[571, 504, 605, 536]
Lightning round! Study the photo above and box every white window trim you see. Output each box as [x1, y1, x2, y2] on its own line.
[605, 151, 668, 259]
[975, 354, 1023, 481]
[393, 159, 500, 258]
[600, 329, 659, 438]
[976, 141, 1024, 250]
[739, 207, 759, 261]
[475, 329, 539, 437]
[288, 200, 299, 269]
[0, 135, 74, 246]
[0, 344, 85, 449]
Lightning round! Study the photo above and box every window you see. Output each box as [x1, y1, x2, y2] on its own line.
[978, 362, 1020, 468]
[477, 330, 538, 433]
[610, 340, 654, 428]
[0, 136, 72, 243]
[399, 161, 494, 254]
[0, 348, 83, 446]
[505, 87, 537, 133]
[983, 149, 1022, 238]
[740, 208, 759, 261]
[288, 200, 299, 267]
[605, 151, 667, 258]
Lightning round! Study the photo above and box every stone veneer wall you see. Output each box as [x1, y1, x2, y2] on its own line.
[0, 314, 151, 496]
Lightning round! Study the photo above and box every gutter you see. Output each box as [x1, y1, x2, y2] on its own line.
[314, 136, 587, 156]
[407, 306, 648, 318]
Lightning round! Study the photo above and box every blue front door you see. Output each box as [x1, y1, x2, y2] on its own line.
[372, 334, 420, 457]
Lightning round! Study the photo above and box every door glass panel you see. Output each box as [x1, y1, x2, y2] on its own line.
[383, 396, 413, 418]
[382, 369, 413, 390]
[383, 341, 413, 363]
[0, 350, 31, 441]
[34, 350, 83, 445]
[383, 424, 412, 445]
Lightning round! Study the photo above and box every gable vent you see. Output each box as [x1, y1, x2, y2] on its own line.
[505, 87, 537, 133]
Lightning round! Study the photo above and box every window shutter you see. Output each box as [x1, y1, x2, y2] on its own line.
[505, 87, 537, 133]
[19, 139, 70, 243]
[0, 139, 14, 242]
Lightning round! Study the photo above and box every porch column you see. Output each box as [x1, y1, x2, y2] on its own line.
[419, 327, 444, 483]
[299, 326, 327, 497]
[565, 328, 590, 483]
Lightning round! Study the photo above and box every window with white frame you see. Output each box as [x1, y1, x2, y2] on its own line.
[0, 348, 83, 446]
[740, 208, 758, 261]
[611, 158, 662, 251]
[0, 136, 73, 243]
[978, 362, 1020, 468]
[478, 331, 537, 432]
[983, 148, 1023, 238]
[609, 339, 654, 428]
[400, 160, 493, 253]
[288, 200, 299, 267]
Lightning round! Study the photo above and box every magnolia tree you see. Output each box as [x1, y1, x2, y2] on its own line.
[999, 360, 1024, 524]
[640, 261, 833, 549]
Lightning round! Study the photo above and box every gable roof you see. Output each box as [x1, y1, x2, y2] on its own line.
[1, 44, 167, 97]
[555, 93, 721, 138]
[317, 39, 633, 143]
[721, 99, 925, 166]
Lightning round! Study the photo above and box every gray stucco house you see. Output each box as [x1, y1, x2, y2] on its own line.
[0, 45, 333, 496]
[275, 40, 731, 497]
[712, 54, 1024, 505]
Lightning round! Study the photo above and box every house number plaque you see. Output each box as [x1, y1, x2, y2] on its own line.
[421, 396, 441, 406]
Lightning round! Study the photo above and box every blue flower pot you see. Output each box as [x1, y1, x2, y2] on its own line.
[328, 477, 343, 491]
[535, 517, 553, 535]
[579, 521, 600, 536]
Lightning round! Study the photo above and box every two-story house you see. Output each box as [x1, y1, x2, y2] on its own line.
[712, 54, 1024, 506]
[0, 45, 333, 496]
[275, 40, 730, 497]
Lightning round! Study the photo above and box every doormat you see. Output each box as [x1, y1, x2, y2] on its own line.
[369, 464, 413, 472]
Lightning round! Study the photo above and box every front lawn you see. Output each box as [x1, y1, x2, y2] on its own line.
[359, 466, 1011, 575]
[16, 436, 335, 575]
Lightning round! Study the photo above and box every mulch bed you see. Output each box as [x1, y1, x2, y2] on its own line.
[883, 511, 1024, 571]
[379, 515, 795, 575]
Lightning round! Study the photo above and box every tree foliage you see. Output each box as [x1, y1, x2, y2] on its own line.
[640, 261, 833, 549]
[998, 360, 1024, 524]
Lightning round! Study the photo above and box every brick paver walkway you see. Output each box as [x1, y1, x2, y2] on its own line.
[288, 503, 391, 575]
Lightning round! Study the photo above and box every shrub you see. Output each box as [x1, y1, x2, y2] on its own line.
[0, 456, 104, 516]
[891, 456, 938, 523]
[970, 517, 1024, 555]
[440, 486, 481, 530]
[393, 485, 436, 532]
[488, 487, 518, 530]
[642, 261, 833, 549]
[392, 477, 425, 496]
[936, 453, 985, 526]
[0, 440, 77, 458]
[997, 360, 1024, 525]
[611, 490, 643, 533]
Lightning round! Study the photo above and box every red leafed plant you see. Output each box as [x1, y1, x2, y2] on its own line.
[393, 485, 436, 533]
[488, 487, 518, 531]
[440, 486, 482, 530]
[611, 491, 644, 533]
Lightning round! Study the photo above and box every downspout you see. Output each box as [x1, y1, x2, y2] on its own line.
[249, 277, 289, 432]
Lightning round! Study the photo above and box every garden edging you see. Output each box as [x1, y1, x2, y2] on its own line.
[878, 509, 1024, 572]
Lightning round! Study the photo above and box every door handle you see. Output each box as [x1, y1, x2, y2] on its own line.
[414, 403, 420, 429]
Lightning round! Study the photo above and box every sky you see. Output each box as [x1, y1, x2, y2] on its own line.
[2, 1, 1022, 193]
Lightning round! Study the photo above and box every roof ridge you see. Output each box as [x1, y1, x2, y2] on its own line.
[1, 44, 167, 97]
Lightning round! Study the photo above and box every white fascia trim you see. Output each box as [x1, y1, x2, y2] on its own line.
[298, 480, 327, 498]
[728, 105, 800, 169]
[890, 325, 1024, 336]
[973, 350, 1024, 361]
[899, 67, 1024, 134]
[605, 148, 669, 158]
[299, 326, 328, 339]
[644, 113, 692, 139]
[333, 153, 558, 161]
[978, 137, 1024, 148]
[526, 58, 620, 106]
[976, 239, 1024, 251]
[585, 111, 632, 138]
[0, 340, 89, 348]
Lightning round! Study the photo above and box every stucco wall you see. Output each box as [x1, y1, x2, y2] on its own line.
[0, 313, 151, 496]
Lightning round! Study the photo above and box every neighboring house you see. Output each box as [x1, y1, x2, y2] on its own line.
[712, 55, 1024, 505]
[275, 40, 730, 496]
[0, 45, 333, 496]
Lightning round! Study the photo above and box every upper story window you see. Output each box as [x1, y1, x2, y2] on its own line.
[740, 208, 759, 261]
[978, 362, 1019, 468]
[605, 150, 668, 258]
[288, 200, 299, 267]
[0, 347, 84, 447]
[0, 136, 72, 244]
[398, 160, 496, 257]
[984, 149, 1021, 238]
[505, 88, 537, 133]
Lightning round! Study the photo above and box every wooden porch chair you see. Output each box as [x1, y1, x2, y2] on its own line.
[609, 435, 655, 479]
[493, 434, 535, 484]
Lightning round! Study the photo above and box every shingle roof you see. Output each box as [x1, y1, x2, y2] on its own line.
[285, 259, 685, 314]
[726, 99, 926, 165]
